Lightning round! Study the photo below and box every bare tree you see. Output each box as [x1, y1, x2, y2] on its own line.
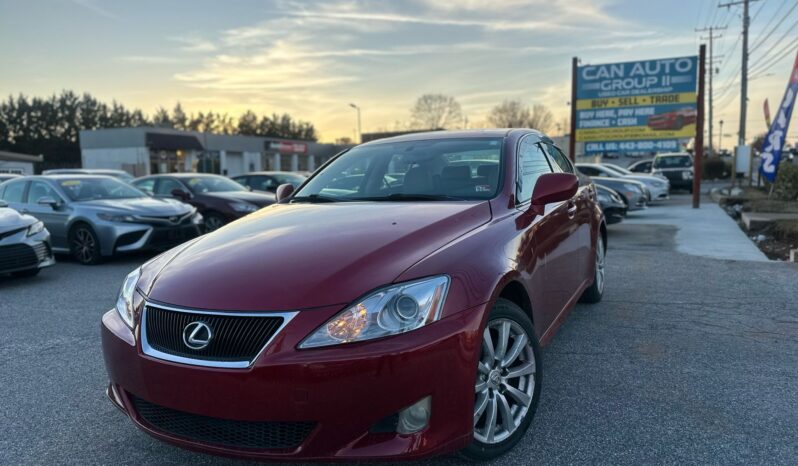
[528, 104, 554, 133]
[410, 94, 463, 129]
[487, 100, 554, 132]
[487, 100, 531, 128]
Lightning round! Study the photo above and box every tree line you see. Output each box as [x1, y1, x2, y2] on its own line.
[0, 90, 317, 170]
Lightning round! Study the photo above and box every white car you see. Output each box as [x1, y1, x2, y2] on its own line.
[576, 163, 670, 202]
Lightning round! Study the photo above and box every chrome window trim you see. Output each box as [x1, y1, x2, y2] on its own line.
[140, 301, 298, 369]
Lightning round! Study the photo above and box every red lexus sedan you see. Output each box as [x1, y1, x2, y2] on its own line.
[101, 129, 607, 461]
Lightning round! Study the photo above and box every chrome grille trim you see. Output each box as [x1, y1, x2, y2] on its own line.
[140, 301, 298, 369]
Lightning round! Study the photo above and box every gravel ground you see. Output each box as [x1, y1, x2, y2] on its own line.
[1, 198, 797, 465]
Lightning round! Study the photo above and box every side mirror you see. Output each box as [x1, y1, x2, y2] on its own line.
[275, 183, 295, 202]
[529, 173, 578, 216]
[171, 188, 190, 201]
[0, 200, 7, 208]
[37, 196, 60, 209]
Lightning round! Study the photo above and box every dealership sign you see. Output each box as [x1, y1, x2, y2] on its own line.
[576, 55, 699, 154]
[269, 141, 308, 154]
[759, 52, 798, 183]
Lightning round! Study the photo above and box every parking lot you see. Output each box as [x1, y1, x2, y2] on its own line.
[2, 195, 797, 465]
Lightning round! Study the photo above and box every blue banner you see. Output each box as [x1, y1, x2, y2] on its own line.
[760, 52, 798, 183]
[576, 55, 698, 154]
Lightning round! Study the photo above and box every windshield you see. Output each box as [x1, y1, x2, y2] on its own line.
[294, 137, 503, 201]
[184, 176, 247, 193]
[654, 155, 692, 168]
[58, 177, 147, 201]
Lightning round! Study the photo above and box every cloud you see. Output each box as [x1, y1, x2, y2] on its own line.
[170, 35, 218, 53]
[115, 56, 186, 64]
[68, 0, 118, 20]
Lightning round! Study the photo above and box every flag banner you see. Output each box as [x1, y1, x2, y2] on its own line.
[760, 52, 798, 183]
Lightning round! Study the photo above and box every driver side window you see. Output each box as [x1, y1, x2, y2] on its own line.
[516, 137, 553, 204]
[155, 178, 183, 197]
[26, 181, 61, 204]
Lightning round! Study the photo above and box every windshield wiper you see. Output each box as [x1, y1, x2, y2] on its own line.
[289, 194, 348, 203]
[353, 193, 465, 202]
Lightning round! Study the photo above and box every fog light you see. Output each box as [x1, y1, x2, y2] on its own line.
[397, 396, 431, 434]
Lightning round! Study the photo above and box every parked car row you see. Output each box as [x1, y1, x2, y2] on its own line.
[0, 171, 307, 269]
[627, 153, 695, 193]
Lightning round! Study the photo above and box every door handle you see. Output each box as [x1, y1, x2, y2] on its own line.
[567, 201, 577, 218]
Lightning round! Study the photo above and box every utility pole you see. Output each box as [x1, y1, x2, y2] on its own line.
[568, 56, 578, 163]
[695, 26, 726, 158]
[348, 103, 362, 144]
[719, 0, 759, 184]
[693, 44, 706, 209]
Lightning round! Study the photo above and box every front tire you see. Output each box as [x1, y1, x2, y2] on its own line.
[204, 212, 227, 232]
[460, 298, 541, 461]
[580, 234, 606, 303]
[69, 223, 103, 265]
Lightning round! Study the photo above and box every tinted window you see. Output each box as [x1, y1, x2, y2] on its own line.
[516, 138, 552, 204]
[27, 181, 60, 203]
[545, 144, 574, 173]
[155, 178, 184, 196]
[272, 173, 306, 186]
[134, 178, 155, 195]
[577, 166, 602, 177]
[295, 137, 503, 201]
[654, 155, 692, 168]
[58, 177, 146, 201]
[184, 176, 246, 193]
[1, 180, 26, 203]
[250, 176, 276, 191]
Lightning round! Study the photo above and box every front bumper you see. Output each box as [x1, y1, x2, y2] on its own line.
[0, 228, 55, 274]
[101, 301, 486, 461]
[94, 220, 202, 256]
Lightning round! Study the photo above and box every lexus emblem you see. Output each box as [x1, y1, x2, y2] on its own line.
[182, 321, 213, 350]
[169, 216, 179, 223]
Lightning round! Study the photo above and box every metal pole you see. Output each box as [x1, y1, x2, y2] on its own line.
[349, 103, 362, 144]
[719, 0, 760, 185]
[696, 26, 726, 158]
[694, 44, 706, 209]
[568, 56, 578, 163]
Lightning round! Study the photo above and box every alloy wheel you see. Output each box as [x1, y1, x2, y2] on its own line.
[72, 228, 96, 263]
[205, 215, 225, 232]
[595, 238, 606, 294]
[473, 319, 536, 445]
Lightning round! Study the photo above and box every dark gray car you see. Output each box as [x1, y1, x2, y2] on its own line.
[0, 175, 203, 264]
[0, 199, 55, 276]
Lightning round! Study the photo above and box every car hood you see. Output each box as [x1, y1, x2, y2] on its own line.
[591, 176, 645, 188]
[145, 201, 492, 311]
[77, 197, 192, 215]
[0, 207, 36, 231]
[202, 191, 276, 207]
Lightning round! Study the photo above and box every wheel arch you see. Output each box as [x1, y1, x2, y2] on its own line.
[495, 279, 534, 327]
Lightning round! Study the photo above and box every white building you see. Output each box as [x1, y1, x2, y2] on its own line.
[79, 127, 348, 177]
[0, 150, 43, 175]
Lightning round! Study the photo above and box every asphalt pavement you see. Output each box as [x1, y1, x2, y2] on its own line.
[1, 195, 797, 465]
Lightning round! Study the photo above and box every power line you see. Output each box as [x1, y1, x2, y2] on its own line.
[750, 2, 798, 52]
[750, 35, 798, 76]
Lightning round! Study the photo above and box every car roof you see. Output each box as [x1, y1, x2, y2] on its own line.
[655, 152, 692, 158]
[358, 128, 550, 146]
[235, 171, 306, 176]
[139, 173, 224, 178]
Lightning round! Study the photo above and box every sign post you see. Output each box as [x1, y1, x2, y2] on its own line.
[693, 45, 706, 209]
[569, 57, 578, 162]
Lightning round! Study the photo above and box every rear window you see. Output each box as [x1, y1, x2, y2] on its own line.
[654, 156, 692, 168]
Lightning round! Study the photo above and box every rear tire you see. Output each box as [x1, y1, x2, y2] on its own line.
[460, 298, 541, 461]
[580, 234, 606, 303]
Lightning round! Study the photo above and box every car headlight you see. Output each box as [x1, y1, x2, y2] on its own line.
[191, 211, 204, 224]
[230, 202, 258, 213]
[623, 183, 641, 192]
[652, 170, 664, 176]
[115, 268, 140, 328]
[596, 192, 611, 203]
[26, 221, 45, 236]
[299, 275, 450, 349]
[98, 213, 136, 222]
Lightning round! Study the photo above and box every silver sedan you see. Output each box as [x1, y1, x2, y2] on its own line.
[0, 175, 203, 264]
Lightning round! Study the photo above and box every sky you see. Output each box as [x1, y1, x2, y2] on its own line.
[1, 0, 797, 143]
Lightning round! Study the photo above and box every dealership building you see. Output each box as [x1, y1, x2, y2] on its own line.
[79, 127, 349, 177]
[0, 150, 44, 175]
